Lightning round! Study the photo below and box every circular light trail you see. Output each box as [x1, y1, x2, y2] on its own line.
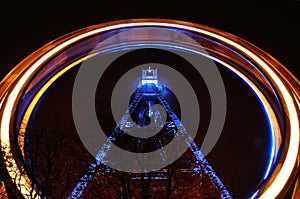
[0, 19, 299, 199]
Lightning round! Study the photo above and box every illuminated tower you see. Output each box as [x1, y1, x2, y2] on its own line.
[70, 67, 232, 199]
[141, 66, 158, 86]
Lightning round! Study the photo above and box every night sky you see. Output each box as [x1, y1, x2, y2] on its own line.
[0, 3, 299, 81]
[0, 2, 299, 199]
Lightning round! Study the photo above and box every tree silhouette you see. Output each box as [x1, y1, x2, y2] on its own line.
[0, 114, 228, 199]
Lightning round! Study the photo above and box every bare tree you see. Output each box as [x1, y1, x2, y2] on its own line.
[0, 112, 229, 199]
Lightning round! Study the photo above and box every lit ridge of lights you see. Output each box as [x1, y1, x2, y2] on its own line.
[0, 20, 298, 199]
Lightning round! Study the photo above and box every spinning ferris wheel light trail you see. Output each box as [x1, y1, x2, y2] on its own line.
[0, 19, 298, 199]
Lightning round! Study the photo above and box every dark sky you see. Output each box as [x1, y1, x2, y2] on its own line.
[0, 2, 299, 81]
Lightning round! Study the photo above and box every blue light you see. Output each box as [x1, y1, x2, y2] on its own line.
[233, 69, 276, 198]
[249, 190, 259, 199]
[262, 105, 275, 180]
[241, 77, 275, 180]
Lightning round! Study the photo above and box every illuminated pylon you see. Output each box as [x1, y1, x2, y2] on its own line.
[70, 69, 232, 199]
